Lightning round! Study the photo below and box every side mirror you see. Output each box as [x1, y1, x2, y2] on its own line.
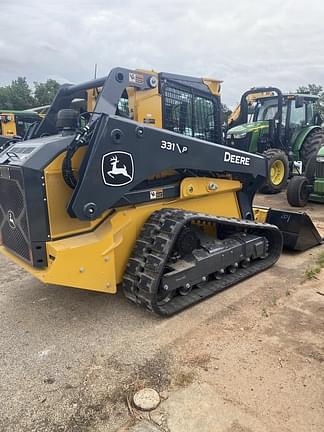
[295, 96, 304, 109]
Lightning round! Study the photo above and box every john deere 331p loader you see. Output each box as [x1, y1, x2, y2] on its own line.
[0, 68, 321, 316]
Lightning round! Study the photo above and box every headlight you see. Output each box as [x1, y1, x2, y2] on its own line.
[226, 132, 247, 139]
[316, 156, 324, 163]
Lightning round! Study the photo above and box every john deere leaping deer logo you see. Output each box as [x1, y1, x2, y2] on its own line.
[101, 151, 134, 187]
[7, 210, 16, 229]
[108, 155, 132, 180]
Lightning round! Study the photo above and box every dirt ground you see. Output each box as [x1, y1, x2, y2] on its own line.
[0, 193, 323, 432]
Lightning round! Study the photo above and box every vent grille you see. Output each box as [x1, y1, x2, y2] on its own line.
[10, 146, 36, 155]
[0, 168, 31, 262]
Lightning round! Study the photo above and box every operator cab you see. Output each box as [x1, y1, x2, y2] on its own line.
[10, 68, 222, 146]
[254, 94, 320, 129]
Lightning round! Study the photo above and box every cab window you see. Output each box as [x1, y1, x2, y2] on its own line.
[163, 86, 193, 136]
[289, 101, 306, 127]
[255, 99, 287, 126]
[116, 90, 131, 118]
[163, 84, 218, 142]
[306, 102, 314, 125]
[194, 96, 215, 141]
[255, 99, 279, 121]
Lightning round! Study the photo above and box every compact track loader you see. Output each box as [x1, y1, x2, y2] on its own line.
[0, 68, 321, 316]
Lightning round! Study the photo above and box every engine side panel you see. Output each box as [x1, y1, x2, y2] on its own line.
[0, 178, 242, 293]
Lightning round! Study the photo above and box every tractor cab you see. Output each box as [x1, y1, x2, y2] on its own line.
[254, 93, 321, 151]
[226, 87, 324, 193]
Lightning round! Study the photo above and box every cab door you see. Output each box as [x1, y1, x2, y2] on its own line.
[161, 80, 222, 144]
[287, 99, 307, 148]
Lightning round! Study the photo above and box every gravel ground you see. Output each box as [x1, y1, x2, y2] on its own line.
[0, 193, 323, 431]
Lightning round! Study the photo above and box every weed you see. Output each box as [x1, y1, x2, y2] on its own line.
[271, 294, 277, 306]
[304, 266, 321, 280]
[187, 353, 211, 369]
[173, 370, 196, 388]
[316, 251, 324, 268]
[304, 252, 324, 280]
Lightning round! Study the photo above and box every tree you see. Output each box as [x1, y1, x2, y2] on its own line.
[0, 86, 12, 109]
[296, 84, 323, 96]
[0, 77, 60, 110]
[0, 77, 35, 110]
[7, 77, 35, 110]
[296, 84, 324, 118]
[34, 79, 60, 106]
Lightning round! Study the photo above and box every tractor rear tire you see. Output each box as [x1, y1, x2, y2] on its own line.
[259, 149, 289, 194]
[287, 176, 310, 207]
[300, 129, 324, 174]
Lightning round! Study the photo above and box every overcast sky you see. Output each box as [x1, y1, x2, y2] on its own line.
[1, 0, 324, 106]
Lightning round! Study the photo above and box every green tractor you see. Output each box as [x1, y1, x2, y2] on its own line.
[287, 145, 324, 206]
[226, 87, 324, 193]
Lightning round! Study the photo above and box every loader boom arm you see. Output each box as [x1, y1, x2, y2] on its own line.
[68, 115, 267, 220]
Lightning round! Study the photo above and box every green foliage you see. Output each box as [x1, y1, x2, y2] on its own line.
[297, 84, 323, 96]
[296, 83, 324, 118]
[316, 251, 324, 267]
[0, 77, 60, 110]
[0, 86, 12, 109]
[304, 266, 321, 280]
[34, 79, 60, 106]
[304, 251, 324, 280]
[9, 77, 35, 110]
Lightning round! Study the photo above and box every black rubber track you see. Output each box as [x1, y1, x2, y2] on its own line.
[122, 209, 283, 317]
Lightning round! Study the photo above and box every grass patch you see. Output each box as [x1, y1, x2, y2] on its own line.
[305, 266, 321, 280]
[271, 294, 277, 306]
[173, 370, 196, 388]
[304, 251, 324, 280]
[316, 251, 324, 268]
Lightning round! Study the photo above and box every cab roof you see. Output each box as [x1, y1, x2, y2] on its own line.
[257, 93, 319, 102]
[284, 93, 319, 100]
